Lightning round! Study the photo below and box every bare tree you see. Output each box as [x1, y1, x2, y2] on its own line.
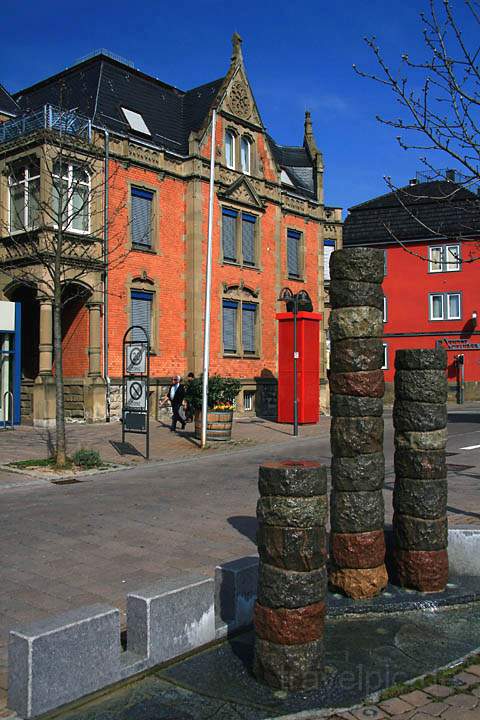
[354, 0, 480, 262]
[0, 106, 129, 466]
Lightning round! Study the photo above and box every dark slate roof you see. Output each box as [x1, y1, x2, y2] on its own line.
[12, 54, 223, 156]
[9, 52, 315, 197]
[344, 180, 480, 246]
[0, 84, 19, 117]
[267, 136, 315, 198]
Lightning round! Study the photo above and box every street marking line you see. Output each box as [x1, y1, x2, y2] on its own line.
[460, 444, 480, 451]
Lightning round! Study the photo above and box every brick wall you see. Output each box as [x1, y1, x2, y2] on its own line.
[107, 162, 187, 378]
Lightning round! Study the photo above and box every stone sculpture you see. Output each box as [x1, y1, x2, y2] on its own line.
[392, 348, 449, 592]
[328, 247, 388, 599]
[254, 460, 327, 690]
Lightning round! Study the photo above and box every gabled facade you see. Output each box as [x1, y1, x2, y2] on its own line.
[0, 38, 342, 425]
[344, 179, 480, 401]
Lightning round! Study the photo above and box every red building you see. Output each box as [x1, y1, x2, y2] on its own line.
[0, 39, 342, 425]
[343, 178, 480, 402]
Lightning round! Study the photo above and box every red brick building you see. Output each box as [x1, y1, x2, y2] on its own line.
[0, 39, 341, 425]
[343, 177, 480, 401]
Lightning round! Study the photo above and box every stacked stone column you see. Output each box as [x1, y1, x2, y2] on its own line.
[328, 247, 388, 600]
[393, 348, 449, 592]
[254, 460, 327, 691]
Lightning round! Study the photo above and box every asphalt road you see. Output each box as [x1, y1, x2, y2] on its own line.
[0, 409, 479, 701]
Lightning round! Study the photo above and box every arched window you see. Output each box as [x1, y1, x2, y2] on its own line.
[225, 130, 235, 169]
[240, 136, 251, 174]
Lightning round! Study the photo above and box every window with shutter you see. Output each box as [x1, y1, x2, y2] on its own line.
[131, 188, 153, 248]
[287, 229, 301, 277]
[242, 213, 256, 265]
[131, 290, 153, 342]
[223, 300, 238, 353]
[242, 303, 257, 354]
[222, 208, 237, 261]
[324, 239, 335, 280]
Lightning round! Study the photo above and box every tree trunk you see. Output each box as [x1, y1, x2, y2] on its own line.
[53, 288, 67, 467]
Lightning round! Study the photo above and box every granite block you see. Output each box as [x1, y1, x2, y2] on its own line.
[127, 576, 215, 664]
[215, 557, 258, 634]
[8, 604, 120, 719]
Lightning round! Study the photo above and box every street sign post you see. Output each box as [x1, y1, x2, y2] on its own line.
[122, 326, 150, 458]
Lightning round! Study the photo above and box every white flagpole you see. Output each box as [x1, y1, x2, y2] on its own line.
[201, 109, 216, 448]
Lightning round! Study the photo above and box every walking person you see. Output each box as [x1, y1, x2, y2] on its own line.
[160, 374, 186, 431]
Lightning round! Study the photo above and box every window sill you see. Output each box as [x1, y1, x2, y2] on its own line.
[428, 269, 461, 274]
[429, 318, 462, 322]
[223, 353, 260, 360]
[132, 245, 157, 254]
[222, 259, 261, 271]
[287, 275, 305, 282]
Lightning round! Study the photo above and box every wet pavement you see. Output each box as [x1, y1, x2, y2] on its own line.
[54, 601, 480, 720]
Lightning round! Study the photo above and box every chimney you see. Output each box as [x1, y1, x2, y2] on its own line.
[446, 169, 455, 182]
[409, 178, 417, 186]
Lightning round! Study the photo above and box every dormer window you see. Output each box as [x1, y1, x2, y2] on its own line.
[121, 107, 151, 136]
[225, 130, 235, 169]
[240, 137, 251, 174]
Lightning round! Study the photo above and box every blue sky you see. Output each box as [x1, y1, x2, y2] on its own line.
[0, 0, 471, 214]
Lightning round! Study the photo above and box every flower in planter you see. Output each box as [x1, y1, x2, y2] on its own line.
[186, 374, 241, 412]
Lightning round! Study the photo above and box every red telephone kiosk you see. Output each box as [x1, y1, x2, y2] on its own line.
[276, 301, 322, 426]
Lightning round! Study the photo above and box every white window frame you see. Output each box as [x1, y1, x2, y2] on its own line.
[382, 343, 388, 370]
[428, 244, 460, 273]
[240, 136, 251, 174]
[225, 130, 235, 170]
[383, 296, 388, 323]
[243, 390, 255, 411]
[447, 292, 461, 320]
[52, 161, 90, 235]
[429, 292, 462, 320]
[8, 162, 40, 233]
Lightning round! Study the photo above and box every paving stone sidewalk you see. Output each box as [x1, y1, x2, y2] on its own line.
[0, 415, 328, 472]
[322, 662, 480, 720]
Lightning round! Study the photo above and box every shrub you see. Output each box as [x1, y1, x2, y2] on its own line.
[72, 448, 102, 469]
[185, 374, 241, 412]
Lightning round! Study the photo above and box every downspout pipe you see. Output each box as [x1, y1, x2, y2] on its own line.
[102, 128, 111, 420]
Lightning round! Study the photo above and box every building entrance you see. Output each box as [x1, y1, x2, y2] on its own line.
[0, 303, 21, 425]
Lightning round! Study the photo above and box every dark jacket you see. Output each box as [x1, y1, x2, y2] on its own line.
[168, 383, 185, 408]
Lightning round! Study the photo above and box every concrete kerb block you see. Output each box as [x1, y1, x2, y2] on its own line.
[127, 575, 215, 665]
[215, 556, 259, 638]
[448, 527, 480, 576]
[8, 604, 121, 719]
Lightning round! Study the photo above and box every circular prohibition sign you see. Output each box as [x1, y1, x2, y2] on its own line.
[129, 347, 144, 367]
[129, 381, 143, 401]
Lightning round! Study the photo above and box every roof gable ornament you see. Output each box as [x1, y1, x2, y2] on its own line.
[219, 175, 264, 210]
[304, 110, 320, 159]
[231, 32, 244, 67]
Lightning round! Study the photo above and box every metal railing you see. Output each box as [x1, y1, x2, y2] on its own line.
[0, 105, 92, 145]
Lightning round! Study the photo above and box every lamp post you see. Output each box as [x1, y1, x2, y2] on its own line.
[278, 287, 312, 436]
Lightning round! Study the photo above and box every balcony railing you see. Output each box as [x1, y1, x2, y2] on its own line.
[0, 105, 92, 146]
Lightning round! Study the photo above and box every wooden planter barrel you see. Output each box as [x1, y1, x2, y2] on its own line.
[194, 410, 233, 441]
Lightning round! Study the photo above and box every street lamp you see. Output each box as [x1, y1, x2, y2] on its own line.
[278, 287, 312, 436]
